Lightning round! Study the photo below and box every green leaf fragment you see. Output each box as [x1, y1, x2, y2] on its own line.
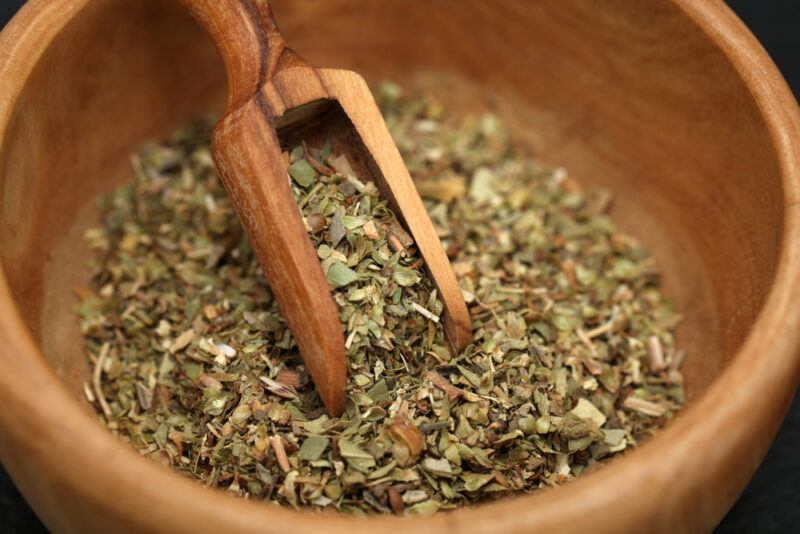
[299, 436, 330, 461]
[570, 398, 607, 427]
[326, 261, 359, 288]
[422, 457, 454, 478]
[366, 379, 391, 402]
[393, 267, 420, 287]
[461, 472, 495, 492]
[288, 159, 317, 187]
[407, 500, 442, 516]
[469, 167, 496, 202]
[338, 438, 374, 460]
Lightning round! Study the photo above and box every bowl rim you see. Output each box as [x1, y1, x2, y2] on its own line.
[1, 0, 799, 532]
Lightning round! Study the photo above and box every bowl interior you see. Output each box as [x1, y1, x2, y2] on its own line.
[1, 0, 782, 403]
[0, 0, 787, 527]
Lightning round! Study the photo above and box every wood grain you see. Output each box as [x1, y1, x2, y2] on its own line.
[180, 0, 472, 414]
[1, 0, 799, 532]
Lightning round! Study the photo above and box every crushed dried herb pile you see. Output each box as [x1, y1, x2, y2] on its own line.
[77, 82, 685, 516]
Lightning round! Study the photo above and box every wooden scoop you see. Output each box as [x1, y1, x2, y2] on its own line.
[180, 0, 472, 416]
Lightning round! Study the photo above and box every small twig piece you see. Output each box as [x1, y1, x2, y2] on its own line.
[270, 435, 291, 472]
[669, 348, 686, 372]
[647, 335, 666, 372]
[83, 381, 96, 403]
[576, 327, 597, 356]
[425, 371, 464, 402]
[297, 182, 323, 209]
[92, 342, 112, 418]
[388, 233, 407, 254]
[302, 141, 334, 176]
[623, 396, 667, 417]
[388, 486, 404, 515]
[410, 301, 440, 323]
[585, 320, 614, 339]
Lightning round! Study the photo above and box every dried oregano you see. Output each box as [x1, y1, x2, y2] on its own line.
[76, 82, 685, 515]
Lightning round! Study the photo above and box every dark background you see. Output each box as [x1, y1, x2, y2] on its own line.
[0, 1, 798, 532]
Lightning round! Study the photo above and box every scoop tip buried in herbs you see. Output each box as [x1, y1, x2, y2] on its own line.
[180, 0, 471, 415]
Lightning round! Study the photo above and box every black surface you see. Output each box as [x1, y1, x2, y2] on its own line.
[0, 1, 798, 533]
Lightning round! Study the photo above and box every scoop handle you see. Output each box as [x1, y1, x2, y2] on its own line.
[181, 0, 348, 416]
[180, 0, 307, 114]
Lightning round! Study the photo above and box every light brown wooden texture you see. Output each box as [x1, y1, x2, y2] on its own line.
[180, 0, 347, 415]
[1, 0, 799, 533]
[180, 0, 472, 415]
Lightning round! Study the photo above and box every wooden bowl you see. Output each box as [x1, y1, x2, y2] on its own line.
[1, 1, 799, 532]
